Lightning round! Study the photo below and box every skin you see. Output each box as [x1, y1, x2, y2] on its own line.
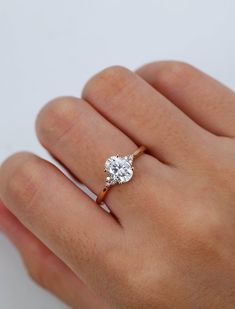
[1, 61, 235, 308]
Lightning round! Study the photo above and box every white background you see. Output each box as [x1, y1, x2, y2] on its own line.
[0, 0, 235, 308]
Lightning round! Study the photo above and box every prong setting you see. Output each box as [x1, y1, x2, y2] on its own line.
[96, 146, 146, 205]
[104, 155, 134, 186]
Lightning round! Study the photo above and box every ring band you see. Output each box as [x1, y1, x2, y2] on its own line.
[96, 146, 146, 205]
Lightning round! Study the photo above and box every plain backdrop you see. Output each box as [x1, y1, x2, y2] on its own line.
[0, 0, 235, 308]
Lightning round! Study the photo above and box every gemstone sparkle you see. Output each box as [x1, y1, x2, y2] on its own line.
[105, 155, 133, 186]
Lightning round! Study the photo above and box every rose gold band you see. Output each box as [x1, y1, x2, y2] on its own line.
[96, 146, 146, 205]
[96, 185, 111, 205]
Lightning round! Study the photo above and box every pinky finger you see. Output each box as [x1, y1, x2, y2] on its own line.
[0, 201, 107, 309]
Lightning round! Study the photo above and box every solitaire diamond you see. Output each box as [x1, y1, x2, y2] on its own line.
[105, 155, 134, 186]
[96, 146, 146, 205]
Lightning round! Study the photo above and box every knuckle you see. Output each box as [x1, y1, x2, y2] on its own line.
[104, 245, 140, 284]
[182, 208, 225, 256]
[24, 255, 49, 289]
[82, 65, 131, 100]
[2, 153, 40, 205]
[36, 96, 80, 146]
[206, 139, 235, 191]
[96, 65, 130, 82]
[157, 61, 195, 88]
[22, 243, 56, 291]
[107, 251, 168, 308]
[198, 214, 223, 240]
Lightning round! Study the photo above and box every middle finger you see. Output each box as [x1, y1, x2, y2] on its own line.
[82, 66, 212, 167]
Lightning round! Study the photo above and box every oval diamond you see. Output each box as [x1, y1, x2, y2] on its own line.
[105, 156, 133, 185]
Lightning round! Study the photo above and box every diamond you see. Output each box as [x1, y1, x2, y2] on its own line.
[105, 155, 133, 186]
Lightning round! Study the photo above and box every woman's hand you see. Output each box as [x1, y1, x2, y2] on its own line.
[1, 61, 235, 308]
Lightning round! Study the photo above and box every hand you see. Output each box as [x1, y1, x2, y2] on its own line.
[1, 61, 235, 308]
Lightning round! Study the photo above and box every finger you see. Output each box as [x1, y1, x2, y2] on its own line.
[0, 201, 107, 309]
[136, 61, 235, 137]
[0, 152, 121, 293]
[36, 97, 168, 221]
[82, 66, 211, 166]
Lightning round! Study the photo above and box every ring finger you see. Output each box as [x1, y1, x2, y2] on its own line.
[36, 97, 169, 223]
